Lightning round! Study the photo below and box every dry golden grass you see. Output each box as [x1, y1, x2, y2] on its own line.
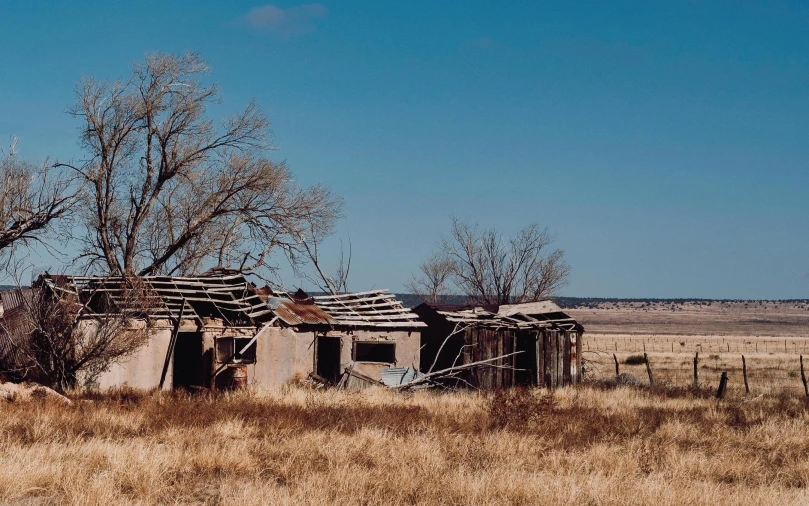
[573, 302, 809, 395]
[2, 384, 809, 505]
[585, 334, 809, 396]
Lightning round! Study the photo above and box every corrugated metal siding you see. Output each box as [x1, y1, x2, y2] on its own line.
[380, 367, 422, 386]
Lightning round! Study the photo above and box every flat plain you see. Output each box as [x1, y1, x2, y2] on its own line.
[569, 300, 809, 396]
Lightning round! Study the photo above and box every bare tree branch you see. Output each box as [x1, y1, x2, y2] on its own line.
[64, 52, 343, 278]
[0, 272, 158, 392]
[0, 139, 78, 268]
[407, 252, 454, 304]
[428, 217, 569, 305]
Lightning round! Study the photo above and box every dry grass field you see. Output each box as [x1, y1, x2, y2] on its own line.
[2, 385, 809, 505]
[2, 300, 808, 505]
[569, 300, 809, 396]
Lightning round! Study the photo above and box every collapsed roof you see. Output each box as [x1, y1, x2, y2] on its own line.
[312, 290, 426, 328]
[38, 273, 274, 325]
[415, 300, 582, 332]
[37, 274, 424, 329]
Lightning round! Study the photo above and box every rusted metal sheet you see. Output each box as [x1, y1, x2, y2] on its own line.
[228, 365, 249, 389]
[273, 300, 334, 326]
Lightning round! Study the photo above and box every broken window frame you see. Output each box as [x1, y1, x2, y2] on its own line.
[216, 336, 257, 364]
[351, 341, 396, 364]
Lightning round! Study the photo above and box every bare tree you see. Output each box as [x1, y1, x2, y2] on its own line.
[298, 225, 352, 295]
[0, 138, 76, 266]
[437, 217, 570, 305]
[407, 253, 454, 304]
[59, 52, 342, 279]
[0, 275, 157, 392]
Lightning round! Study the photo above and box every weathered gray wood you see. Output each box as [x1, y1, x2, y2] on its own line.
[717, 371, 728, 399]
[553, 331, 561, 388]
[512, 331, 517, 387]
[554, 331, 562, 388]
[562, 331, 572, 386]
[742, 355, 750, 394]
[536, 332, 543, 387]
[644, 352, 654, 386]
[546, 331, 552, 388]
[613, 353, 619, 377]
[575, 331, 582, 384]
[693, 352, 699, 388]
[394, 351, 524, 389]
[801, 355, 809, 397]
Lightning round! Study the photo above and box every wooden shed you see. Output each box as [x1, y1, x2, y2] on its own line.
[413, 301, 584, 389]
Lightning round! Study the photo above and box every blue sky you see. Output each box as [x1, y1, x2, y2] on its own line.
[1, 1, 808, 298]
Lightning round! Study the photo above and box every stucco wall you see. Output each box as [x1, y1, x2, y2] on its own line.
[97, 327, 174, 390]
[93, 323, 421, 391]
[342, 329, 421, 381]
[251, 327, 314, 388]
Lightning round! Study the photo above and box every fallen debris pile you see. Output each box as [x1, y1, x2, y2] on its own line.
[0, 382, 72, 405]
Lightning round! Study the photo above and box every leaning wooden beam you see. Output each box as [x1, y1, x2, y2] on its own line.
[158, 301, 185, 390]
[393, 351, 524, 390]
[332, 321, 426, 328]
[313, 289, 391, 300]
[323, 307, 415, 315]
[236, 318, 278, 357]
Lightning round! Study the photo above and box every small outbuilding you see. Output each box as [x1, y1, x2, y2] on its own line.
[413, 300, 584, 389]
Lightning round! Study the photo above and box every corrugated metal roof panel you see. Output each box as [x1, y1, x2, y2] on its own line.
[381, 367, 423, 386]
[273, 300, 334, 326]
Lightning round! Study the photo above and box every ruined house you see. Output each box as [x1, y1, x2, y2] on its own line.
[413, 300, 584, 389]
[0, 272, 424, 391]
[273, 290, 426, 389]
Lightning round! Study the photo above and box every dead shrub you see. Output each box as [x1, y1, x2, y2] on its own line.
[487, 387, 556, 430]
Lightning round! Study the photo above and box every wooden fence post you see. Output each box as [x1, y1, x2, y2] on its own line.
[742, 355, 750, 394]
[693, 351, 699, 388]
[801, 355, 809, 398]
[717, 371, 728, 399]
[644, 353, 654, 386]
[613, 353, 620, 377]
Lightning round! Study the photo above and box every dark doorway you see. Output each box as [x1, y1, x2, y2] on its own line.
[173, 332, 204, 389]
[316, 335, 342, 383]
[515, 332, 538, 386]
